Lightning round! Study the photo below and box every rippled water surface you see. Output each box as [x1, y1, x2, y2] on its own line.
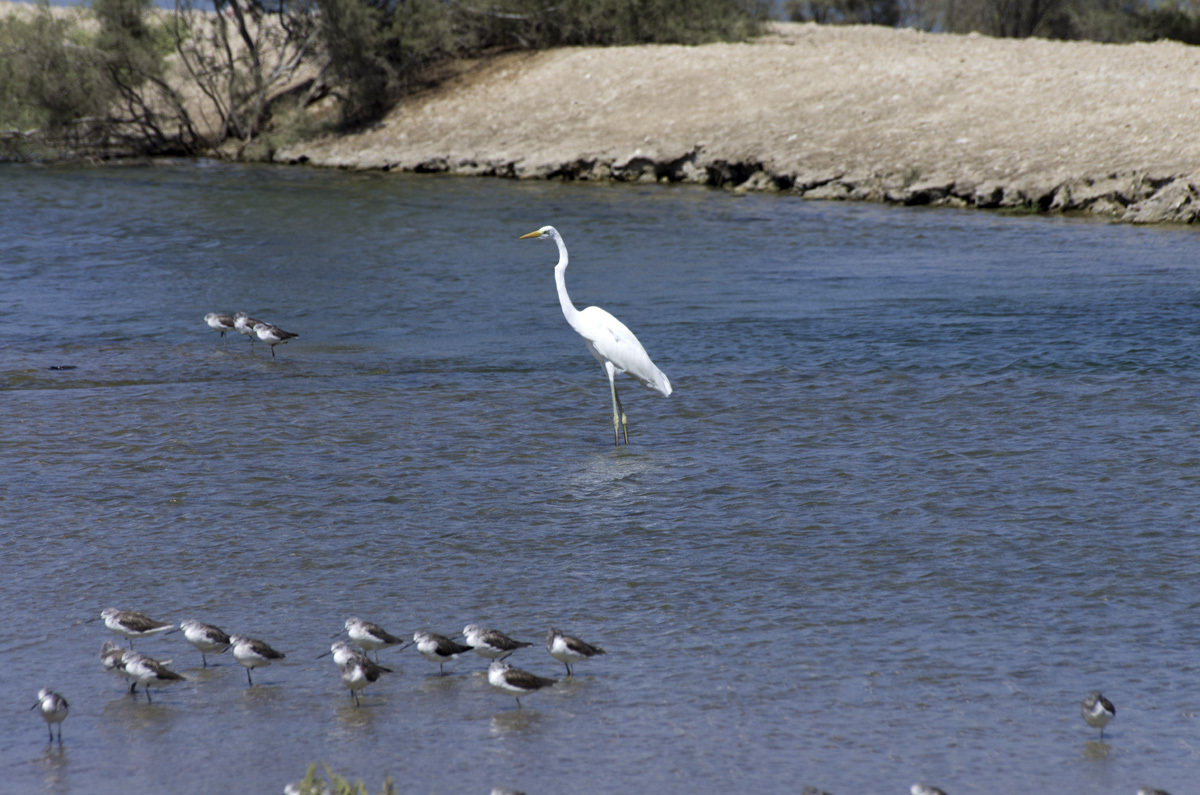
[3, 162, 1199, 794]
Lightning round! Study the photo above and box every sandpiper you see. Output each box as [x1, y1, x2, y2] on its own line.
[233, 312, 261, 345]
[546, 627, 606, 676]
[344, 617, 408, 661]
[1081, 691, 1116, 740]
[122, 652, 185, 703]
[97, 608, 175, 649]
[230, 635, 286, 686]
[32, 689, 68, 742]
[911, 785, 948, 795]
[321, 642, 393, 707]
[100, 640, 139, 693]
[253, 322, 298, 359]
[487, 659, 556, 709]
[413, 630, 472, 675]
[204, 312, 236, 346]
[180, 619, 232, 667]
[463, 624, 533, 660]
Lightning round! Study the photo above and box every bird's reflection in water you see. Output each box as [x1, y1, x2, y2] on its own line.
[1082, 740, 1114, 761]
[334, 697, 379, 732]
[35, 744, 69, 794]
[490, 708, 547, 736]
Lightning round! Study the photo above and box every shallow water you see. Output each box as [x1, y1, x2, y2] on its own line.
[2, 162, 1199, 794]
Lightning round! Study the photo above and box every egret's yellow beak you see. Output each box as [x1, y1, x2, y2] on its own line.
[519, 230, 544, 239]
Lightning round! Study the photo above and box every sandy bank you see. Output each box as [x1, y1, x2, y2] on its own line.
[278, 23, 1200, 222]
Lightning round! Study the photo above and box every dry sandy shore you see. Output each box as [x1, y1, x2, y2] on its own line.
[278, 22, 1200, 223]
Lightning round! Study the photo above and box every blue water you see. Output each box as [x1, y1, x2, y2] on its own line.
[2, 161, 1199, 794]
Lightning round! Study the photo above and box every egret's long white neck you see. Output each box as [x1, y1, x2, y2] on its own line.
[552, 231, 583, 330]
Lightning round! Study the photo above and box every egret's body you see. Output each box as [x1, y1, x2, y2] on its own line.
[521, 225, 671, 444]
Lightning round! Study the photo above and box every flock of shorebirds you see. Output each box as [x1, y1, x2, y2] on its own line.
[204, 311, 298, 358]
[32, 608, 607, 744]
[28, 614, 1167, 795]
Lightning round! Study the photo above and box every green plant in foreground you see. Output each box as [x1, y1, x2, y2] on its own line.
[291, 763, 398, 795]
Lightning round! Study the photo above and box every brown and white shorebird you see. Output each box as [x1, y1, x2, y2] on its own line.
[463, 624, 533, 660]
[100, 640, 139, 693]
[230, 635, 286, 686]
[180, 619, 232, 667]
[204, 312, 236, 346]
[910, 785, 948, 795]
[320, 641, 393, 706]
[1081, 691, 1116, 740]
[32, 688, 68, 743]
[233, 312, 262, 346]
[487, 659, 556, 709]
[121, 652, 185, 703]
[97, 608, 175, 649]
[343, 617, 408, 661]
[546, 627, 606, 676]
[253, 322, 298, 359]
[413, 630, 473, 675]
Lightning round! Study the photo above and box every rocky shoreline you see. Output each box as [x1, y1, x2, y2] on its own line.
[277, 22, 1200, 224]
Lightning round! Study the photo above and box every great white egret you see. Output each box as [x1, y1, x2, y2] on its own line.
[520, 225, 672, 445]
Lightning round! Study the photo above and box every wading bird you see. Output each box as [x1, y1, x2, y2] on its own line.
[520, 225, 672, 445]
[1081, 691, 1115, 740]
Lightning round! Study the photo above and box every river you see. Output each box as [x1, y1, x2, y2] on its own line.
[2, 161, 1198, 794]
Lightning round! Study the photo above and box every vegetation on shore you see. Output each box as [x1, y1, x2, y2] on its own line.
[0, 0, 768, 161]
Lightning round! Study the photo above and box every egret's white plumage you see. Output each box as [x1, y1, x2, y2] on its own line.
[521, 225, 671, 444]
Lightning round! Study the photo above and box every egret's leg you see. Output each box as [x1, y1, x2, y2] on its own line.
[605, 362, 629, 445]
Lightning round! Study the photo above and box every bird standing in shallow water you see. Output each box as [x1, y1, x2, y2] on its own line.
[546, 627, 606, 676]
[32, 689, 68, 742]
[413, 630, 472, 675]
[520, 225, 672, 445]
[488, 659, 556, 709]
[1081, 691, 1115, 739]
[121, 652, 185, 703]
[463, 625, 533, 660]
[204, 313, 236, 346]
[230, 635, 286, 686]
[253, 322, 298, 359]
[97, 608, 174, 649]
[343, 617, 408, 662]
[320, 641, 393, 706]
[180, 619, 232, 667]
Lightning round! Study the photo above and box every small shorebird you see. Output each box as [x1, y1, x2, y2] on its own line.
[230, 635, 286, 686]
[122, 652, 185, 703]
[413, 630, 472, 675]
[100, 640, 139, 692]
[180, 619, 232, 667]
[97, 608, 175, 649]
[487, 659, 556, 709]
[463, 624, 533, 660]
[233, 312, 261, 346]
[343, 617, 408, 661]
[1081, 691, 1116, 740]
[204, 312, 236, 346]
[546, 627, 606, 676]
[911, 785, 948, 795]
[253, 322, 298, 359]
[32, 689, 68, 742]
[321, 642, 393, 706]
